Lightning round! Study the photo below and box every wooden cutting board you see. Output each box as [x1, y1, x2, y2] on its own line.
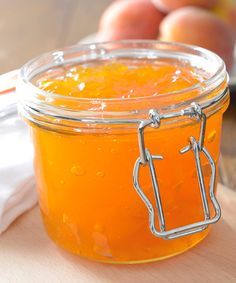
[0, 184, 236, 283]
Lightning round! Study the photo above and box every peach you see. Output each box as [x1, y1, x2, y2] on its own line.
[228, 5, 236, 37]
[159, 7, 235, 70]
[98, 0, 164, 41]
[152, 0, 218, 12]
[212, 0, 236, 38]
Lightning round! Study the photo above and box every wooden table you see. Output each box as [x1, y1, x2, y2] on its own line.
[221, 93, 236, 190]
[1, 184, 236, 283]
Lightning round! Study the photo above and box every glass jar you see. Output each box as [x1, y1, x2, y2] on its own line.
[17, 41, 229, 264]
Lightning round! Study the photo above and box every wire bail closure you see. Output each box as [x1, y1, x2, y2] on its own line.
[133, 103, 221, 240]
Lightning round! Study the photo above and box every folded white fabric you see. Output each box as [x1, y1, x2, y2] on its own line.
[0, 93, 37, 234]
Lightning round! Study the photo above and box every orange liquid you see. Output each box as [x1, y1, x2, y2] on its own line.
[30, 61, 227, 263]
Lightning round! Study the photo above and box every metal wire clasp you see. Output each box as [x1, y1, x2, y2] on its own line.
[133, 104, 221, 240]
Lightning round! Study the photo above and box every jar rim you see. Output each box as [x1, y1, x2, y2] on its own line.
[18, 40, 229, 126]
[19, 40, 227, 102]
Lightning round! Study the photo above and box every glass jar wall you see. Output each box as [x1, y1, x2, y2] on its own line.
[17, 41, 229, 263]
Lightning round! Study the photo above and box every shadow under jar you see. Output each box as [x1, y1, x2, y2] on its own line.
[17, 41, 229, 263]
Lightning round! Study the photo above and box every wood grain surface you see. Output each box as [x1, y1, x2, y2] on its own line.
[221, 96, 236, 190]
[0, 184, 236, 283]
[0, 0, 112, 73]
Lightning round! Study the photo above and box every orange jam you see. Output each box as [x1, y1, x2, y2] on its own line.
[37, 62, 205, 99]
[26, 56, 228, 263]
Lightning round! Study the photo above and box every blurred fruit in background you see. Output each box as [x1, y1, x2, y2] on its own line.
[98, 0, 164, 41]
[159, 7, 235, 70]
[151, 0, 218, 12]
[98, 0, 235, 71]
[213, 0, 236, 38]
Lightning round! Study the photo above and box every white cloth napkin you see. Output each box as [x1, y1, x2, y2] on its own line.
[0, 93, 37, 234]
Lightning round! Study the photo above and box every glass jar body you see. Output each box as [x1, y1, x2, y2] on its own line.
[18, 41, 229, 263]
[28, 102, 227, 263]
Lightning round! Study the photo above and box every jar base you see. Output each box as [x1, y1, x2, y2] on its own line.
[69, 231, 210, 264]
[42, 212, 210, 264]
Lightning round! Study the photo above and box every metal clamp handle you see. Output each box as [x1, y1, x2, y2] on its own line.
[133, 104, 221, 240]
